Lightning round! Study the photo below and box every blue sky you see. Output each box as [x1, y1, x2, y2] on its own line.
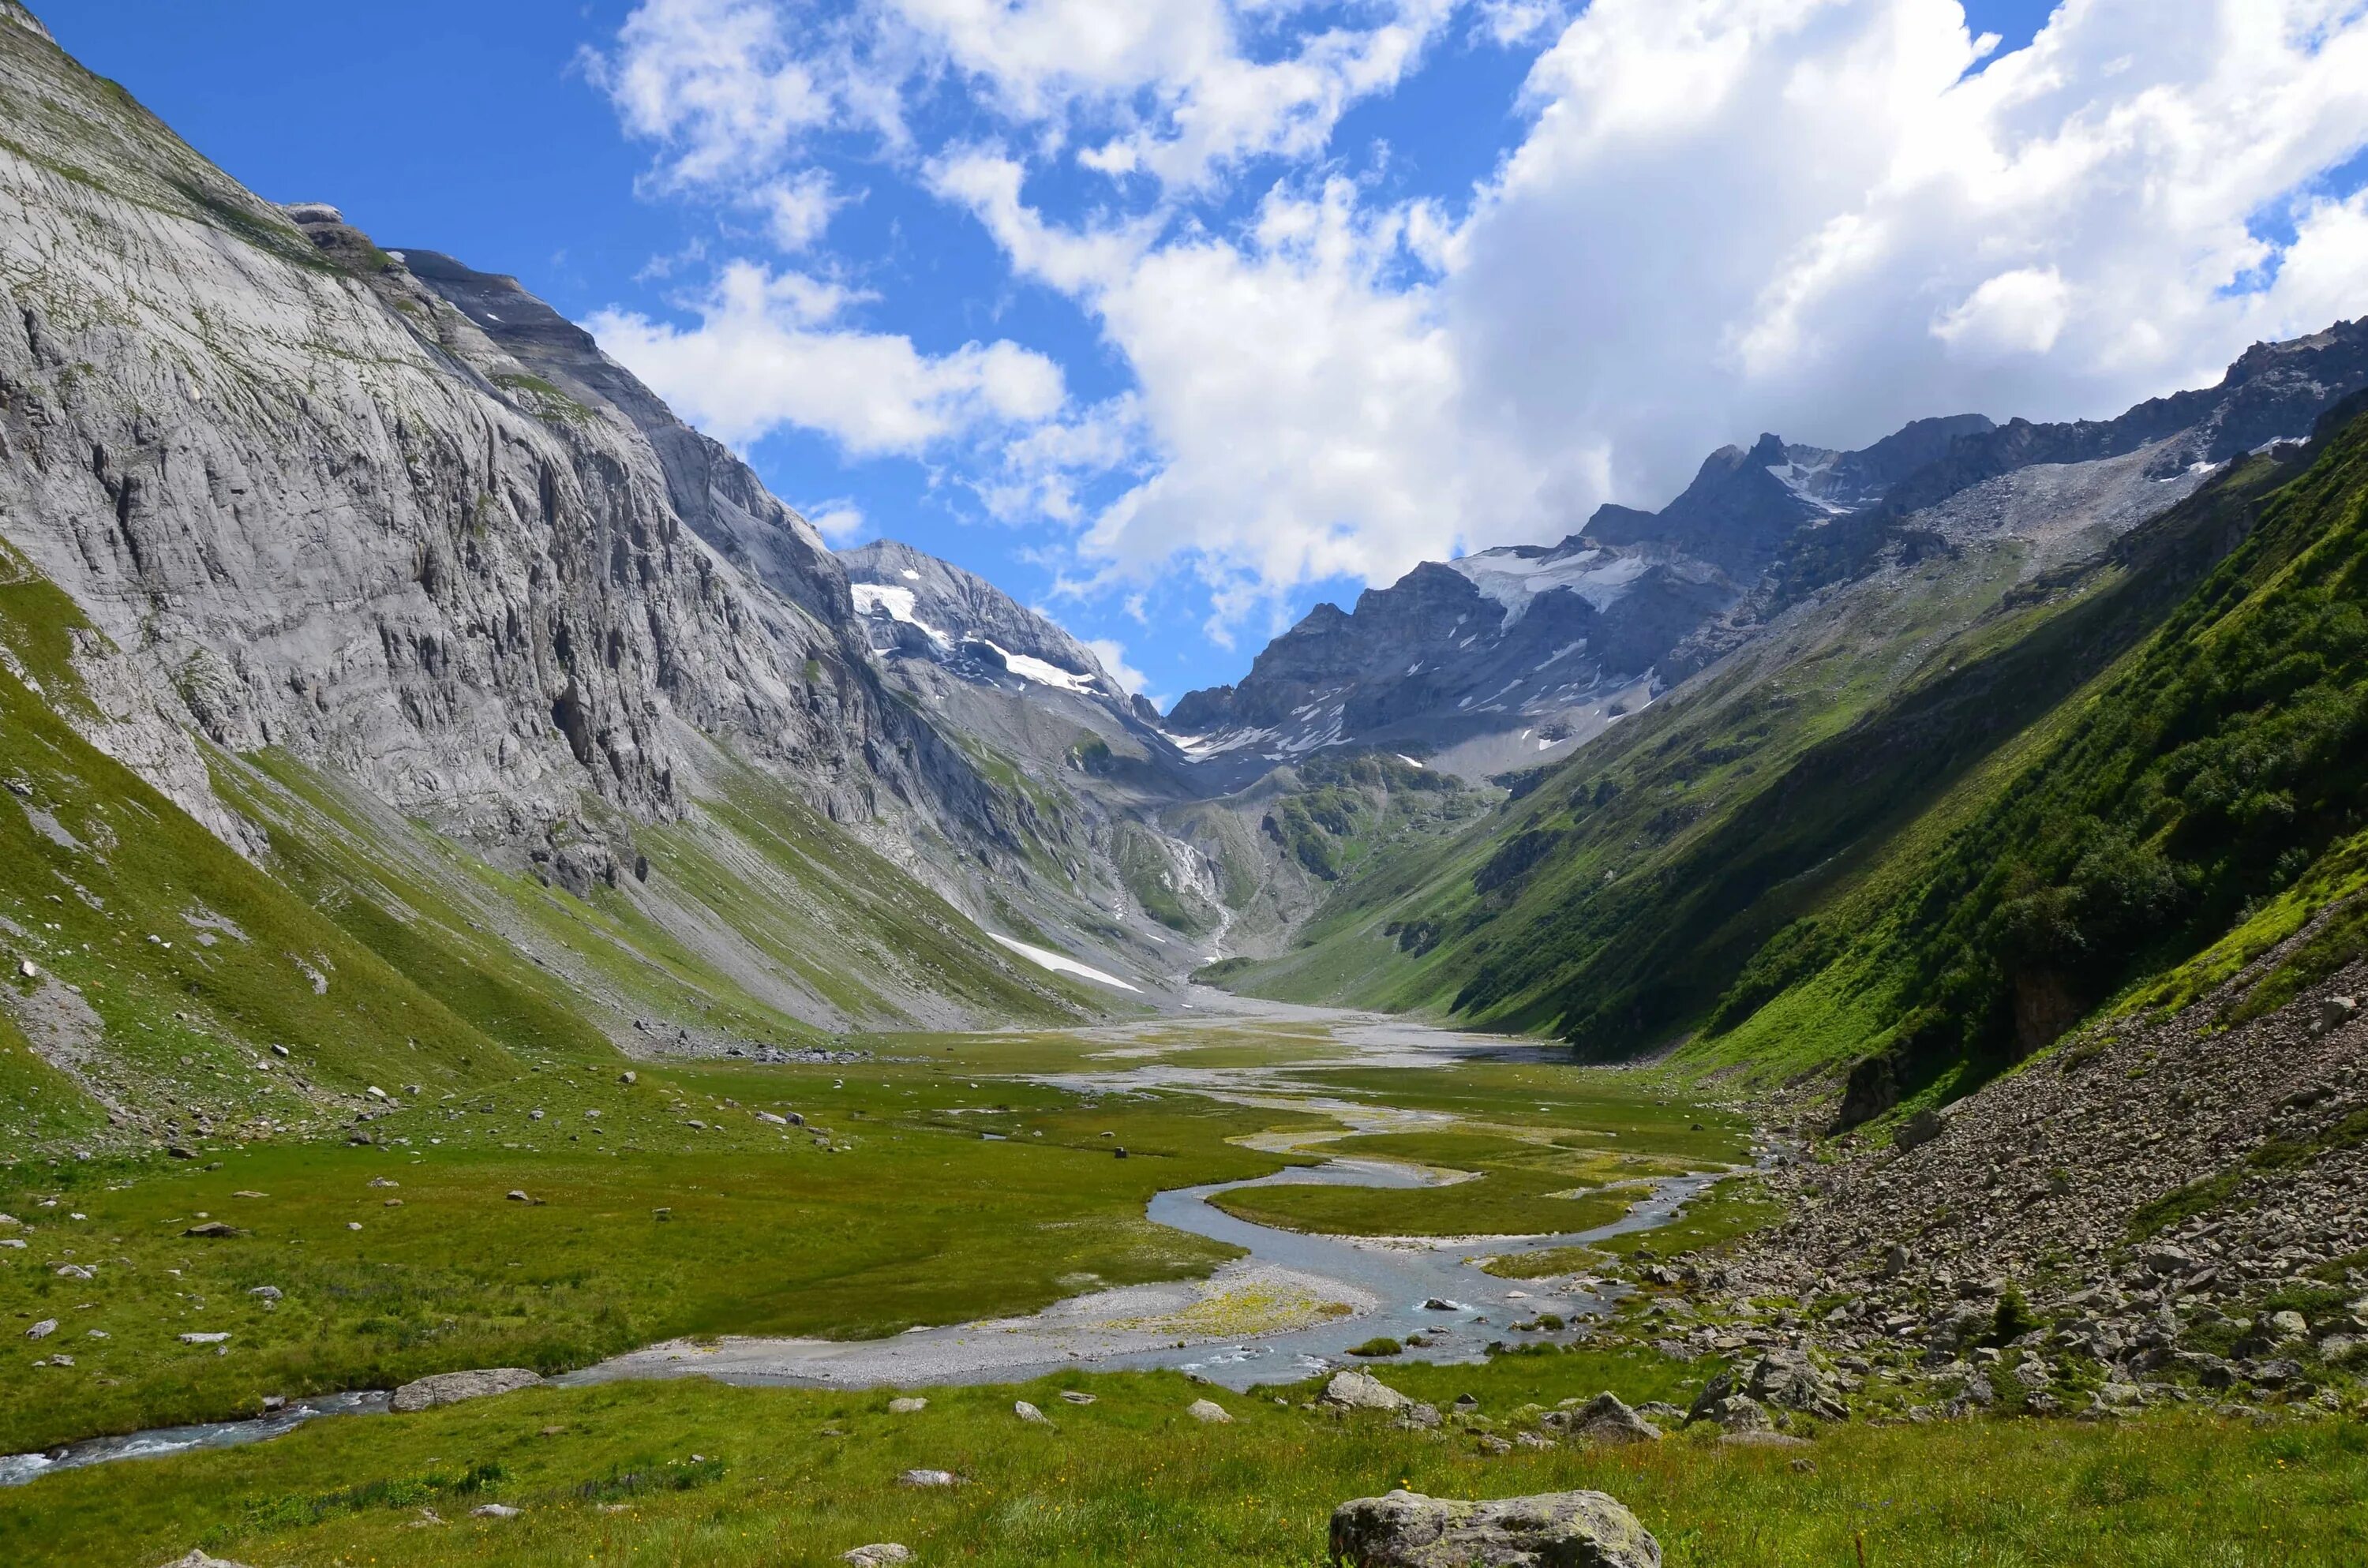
[43, 1, 2368, 707]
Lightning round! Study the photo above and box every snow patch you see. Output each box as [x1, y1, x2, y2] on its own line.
[981, 641, 1095, 694]
[988, 934, 1139, 992]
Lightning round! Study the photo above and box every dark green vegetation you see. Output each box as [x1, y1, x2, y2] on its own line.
[1256, 750, 1482, 884]
[1220, 399, 2368, 1121]
[0, 1040, 1323, 1456]
[9, 1352, 2366, 1566]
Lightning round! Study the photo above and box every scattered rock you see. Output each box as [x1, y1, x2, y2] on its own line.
[470, 1503, 521, 1519]
[1568, 1392, 1662, 1445]
[897, 1469, 964, 1488]
[390, 1368, 544, 1413]
[888, 1397, 928, 1414]
[181, 1222, 241, 1238]
[844, 1547, 912, 1567]
[1328, 1488, 1662, 1568]
[506, 1190, 537, 1204]
[155, 1553, 255, 1568]
[1058, 1390, 1097, 1405]
[1188, 1398, 1234, 1424]
[178, 1332, 231, 1345]
[1014, 1400, 1051, 1424]
[27, 1319, 57, 1339]
[1321, 1370, 1413, 1413]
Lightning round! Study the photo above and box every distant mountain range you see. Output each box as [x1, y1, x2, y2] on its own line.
[1165, 325, 2368, 780]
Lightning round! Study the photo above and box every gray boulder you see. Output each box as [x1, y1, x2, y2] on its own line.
[1568, 1393, 1662, 1445]
[1740, 1349, 1847, 1420]
[1321, 1369, 1413, 1413]
[1692, 1394, 1773, 1433]
[1329, 1488, 1660, 1568]
[390, 1368, 543, 1413]
[844, 1547, 912, 1567]
[157, 1555, 254, 1568]
[1188, 1398, 1234, 1424]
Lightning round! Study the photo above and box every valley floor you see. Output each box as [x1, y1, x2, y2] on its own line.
[5, 1002, 2366, 1566]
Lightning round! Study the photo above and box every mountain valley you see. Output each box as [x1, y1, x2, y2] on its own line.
[7, 3, 2368, 1563]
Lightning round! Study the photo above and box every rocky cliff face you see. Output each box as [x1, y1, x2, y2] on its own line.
[0, 11, 1141, 1079]
[840, 539, 1128, 712]
[0, 15, 1021, 874]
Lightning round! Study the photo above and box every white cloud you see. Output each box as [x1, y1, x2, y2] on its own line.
[759, 169, 843, 249]
[1081, 635, 1152, 698]
[591, 0, 2368, 642]
[589, 0, 838, 189]
[804, 500, 872, 544]
[1931, 267, 2073, 357]
[1448, 0, 2368, 511]
[586, 260, 1065, 456]
[938, 155, 1523, 603]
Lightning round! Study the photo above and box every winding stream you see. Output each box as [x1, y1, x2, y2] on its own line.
[1, 1013, 1744, 1487]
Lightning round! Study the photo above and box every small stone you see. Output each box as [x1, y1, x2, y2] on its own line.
[1014, 1400, 1051, 1424]
[507, 1190, 534, 1203]
[178, 1332, 231, 1345]
[896, 1469, 964, 1488]
[27, 1319, 58, 1340]
[470, 1503, 521, 1518]
[182, 1221, 241, 1238]
[1187, 1398, 1233, 1424]
[843, 1546, 912, 1567]
[888, 1397, 928, 1413]
[1058, 1390, 1096, 1405]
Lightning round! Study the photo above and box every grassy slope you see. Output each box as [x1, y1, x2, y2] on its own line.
[1223, 434, 2317, 1091]
[0, 530, 1095, 1162]
[1709, 398, 2368, 1113]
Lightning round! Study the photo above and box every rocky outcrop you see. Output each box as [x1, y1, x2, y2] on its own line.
[389, 1367, 544, 1413]
[1328, 1488, 1661, 1568]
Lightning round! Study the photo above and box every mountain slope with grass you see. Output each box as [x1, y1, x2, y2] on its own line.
[1218, 394, 2368, 1118]
[0, 8, 1139, 1154]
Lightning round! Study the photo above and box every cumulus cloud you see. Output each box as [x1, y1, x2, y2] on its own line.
[586, 260, 1064, 455]
[586, 0, 2368, 638]
[1081, 635, 1153, 700]
[804, 500, 872, 544]
[1452, 0, 2368, 512]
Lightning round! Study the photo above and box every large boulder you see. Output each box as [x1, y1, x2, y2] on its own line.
[1568, 1393, 1662, 1445]
[1321, 1370, 1413, 1413]
[1744, 1349, 1847, 1420]
[390, 1367, 544, 1413]
[1329, 1488, 1661, 1568]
